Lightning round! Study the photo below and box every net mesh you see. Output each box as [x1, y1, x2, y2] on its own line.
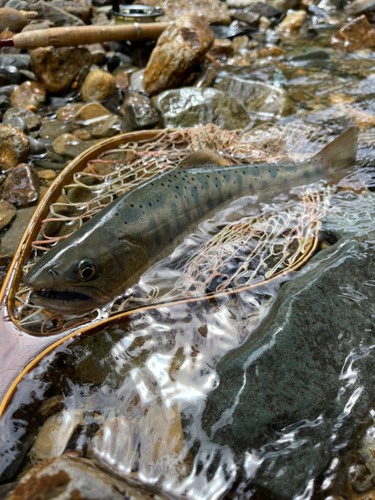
[14, 123, 331, 334]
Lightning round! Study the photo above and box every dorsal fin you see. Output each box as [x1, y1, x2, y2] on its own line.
[310, 126, 358, 169]
[179, 149, 231, 170]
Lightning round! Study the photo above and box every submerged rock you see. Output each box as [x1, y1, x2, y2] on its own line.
[30, 410, 85, 464]
[7, 454, 158, 500]
[3, 163, 39, 206]
[202, 238, 375, 499]
[0, 124, 30, 170]
[25, 0, 85, 26]
[121, 93, 159, 131]
[278, 9, 306, 35]
[143, 14, 214, 95]
[30, 46, 93, 93]
[153, 87, 250, 130]
[10, 81, 46, 109]
[216, 76, 293, 119]
[0, 200, 16, 230]
[81, 69, 116, 103]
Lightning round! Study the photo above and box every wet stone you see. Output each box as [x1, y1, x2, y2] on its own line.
[57, 102, 84, 122]
[81, 69, 116, 103]
[258, 45, 285, 57]
[201, 238, 375, 499]
[0, 8, 28, 32]
[38, 120, 72, 140]
[121, 93, 159, 131]
[278, 9, 307, 35]
[0, 54, 30, 69]
[91, 114, 122, 138]
[0, 124, 30, 170]
[143, 14, 214, 95]
[0, 200, 16, 230]
[30, 410, 85, 464]
[4, 108, 41, 133]
[153, 87, 250, 130]
[194, 65, 217, 88]
[114, 70, 130, 91]
[10, 81, 46, 109]
[49, 0, 91, 24]
[216, 76, 293, 119]
[37, 169, 56, 181]
[72, 102, 111, 128]
[30, 46, 93, 93]
[3, 163, 39, 206]
[331, 15, 375, 51]
[0, 66, 20, 85]
[72, 128, 91, 140]
[26, 0, 86, 26]
[52, 133, 87, 158]
[7, 454, 155, 500]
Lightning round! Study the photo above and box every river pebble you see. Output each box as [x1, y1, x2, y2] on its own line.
[3, 107, 40, 131]
[30, 46, 93, 93]
[121, 93, 159, 131]
[52, 133, 86, 158]
[153, 87, 250, 129]
[331, 15, 375, 51]
[0, 124, 29, 170]
[0, 200, 16, 230]
[10, 81, 46, 110]
[71, 102, 111, 128]
[3, 163, 39, 206]
[91, 114, 122, 138]
[81, 69, 116, 102]
[143, 14, 214, 95]
[37, 169, 57, 181]
[0, 7, 29, 32]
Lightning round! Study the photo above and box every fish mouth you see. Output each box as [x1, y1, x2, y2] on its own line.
[28, 287, 105, 314]
[32, 288, 93, 302]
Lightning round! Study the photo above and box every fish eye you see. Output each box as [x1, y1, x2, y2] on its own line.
[77, 259, 97, 281]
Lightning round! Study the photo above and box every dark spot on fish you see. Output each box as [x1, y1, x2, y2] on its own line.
[130, 204, 134, 207]
[304, 170, 311, 179]
[161, 183, 164, 186]
[148, 202, 152, 207]
[269, 167, 277, 179]
[124, 221, 127, 224]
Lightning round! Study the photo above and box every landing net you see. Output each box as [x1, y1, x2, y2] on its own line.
[14, 123, 331, 334]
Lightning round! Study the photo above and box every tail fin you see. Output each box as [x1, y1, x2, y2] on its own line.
[310, 126, 358, 170]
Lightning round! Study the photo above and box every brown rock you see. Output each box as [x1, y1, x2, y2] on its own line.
[0, 8, 29, 33]
[143, 0, 231, 25]
[278, 10, 306, 35]
[72, 128, 91, 140]
[114, 71, 130, 91]
[3, 163, 39, 206]
[10, 81, 46, 109]
[52, 133, 86, 158]
[258, 45, 285, 57]
[194, 66, 217, 88]
[37, 169, 56, 181]
[231, 35, 250, 52]
[143, 14, 214, 95]
[72, 102, 112, 128]
[0, 124, 30, 171]
[208, 39, 234, 63]
[30, 46, 93, 93]
[7, 454, 157, 500]
[49, 0, 92, 24]
[57, 103, 84, 122]
[85, 43, 106, 65]
[0, 200, 16, 230]
[81, 69, 116, 102]
[331, 15, 375, 51]
[121, 93, 159, 131]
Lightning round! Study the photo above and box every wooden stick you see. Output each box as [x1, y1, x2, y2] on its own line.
[8, 22, 168, 49]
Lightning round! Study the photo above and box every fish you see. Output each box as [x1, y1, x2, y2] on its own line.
[24, 127, 358, 314]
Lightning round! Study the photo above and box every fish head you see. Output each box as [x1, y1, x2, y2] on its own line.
[24, 227, 150, 314]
